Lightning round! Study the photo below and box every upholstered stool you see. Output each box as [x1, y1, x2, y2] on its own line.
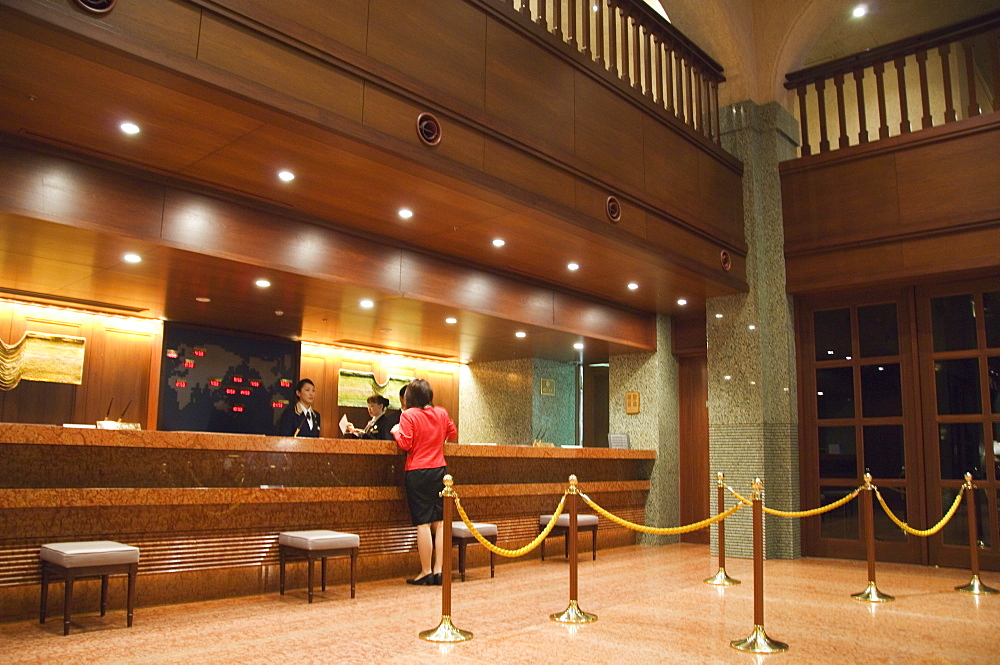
[451, 521, 497, 581]
[39, 540, 139, 635]
[278, 530, 359, 603]
[538, 514, 599, 561]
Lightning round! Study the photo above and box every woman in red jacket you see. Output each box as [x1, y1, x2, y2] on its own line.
[392, 379, 457, 585]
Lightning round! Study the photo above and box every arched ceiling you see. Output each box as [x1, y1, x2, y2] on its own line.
[659, 0, 1000, 109]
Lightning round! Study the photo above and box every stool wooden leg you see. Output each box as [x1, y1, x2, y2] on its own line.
[63, 574, 74, 636]
[564, 531, 569, 559]
[540, 529, 546, 561]
[40, 564, 49, 624]
[489, 537, 496, 578]
[100, 575, 109, 617]
[307, 557, 314, 604]
[127, 563, 137, 627]
[592, 527, 598, 560]
[279, 546, 286, 596]
[321, 557, 327, 592]
[350, 548, 357, 599]
[458, 541, 467, 581]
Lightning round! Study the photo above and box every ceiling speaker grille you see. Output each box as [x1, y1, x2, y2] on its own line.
[416, 113, 442, 146]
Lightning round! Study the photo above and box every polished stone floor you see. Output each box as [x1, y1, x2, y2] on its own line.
[1, 543, 997, 664]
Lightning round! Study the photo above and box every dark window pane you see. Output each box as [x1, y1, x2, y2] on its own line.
[939, 423, 985, 479]
[985, 292, 1000, 349]
[931, 294, 977, 351]
[858, 303, 898, 357]
[814, 308, 852, 361]
[861, 363, 902, 417]
[864, 425, 905, 479]
[942, 488, 991, 548]
[935, 358, 982, 415]
[819, 426, 856, 478]
[820, 486, 859, 539]
[817, 367, 855, 419]
[873, 486, 907, 542]
[989, 356, 1000, 414]
[993, 424, 1000, 481]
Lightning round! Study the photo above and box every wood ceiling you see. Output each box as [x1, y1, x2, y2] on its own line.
[0, 3, 733, 363]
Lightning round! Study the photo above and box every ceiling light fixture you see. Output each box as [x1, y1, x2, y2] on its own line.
[445, 317, 457, 324]
[677, 298, 687, 306]
[398, 208, 413, 219]
[492, 238, 506, 248]
[277, 170, 295, 182]
[195, 297, 211, 303]
[255, 279, 271, 288]
[573, 342, 584, 350]
[627, 282, 639, 291]
[359, 299, 374, 309]
[119, 122, 140, 135]
[515, 331, 527, 338]
[852, 4, 867, 18]
[567, 262, 580, 271]
[123, 253, 141, 263]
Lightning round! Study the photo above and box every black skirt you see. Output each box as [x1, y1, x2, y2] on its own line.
[404, 466, 447, 526]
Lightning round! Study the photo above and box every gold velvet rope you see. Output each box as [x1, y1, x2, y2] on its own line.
[578, 491, 745, 534]
[452, 492, 568, 558]
[726, 485, 862, 518]
[874, 487, 963, 537]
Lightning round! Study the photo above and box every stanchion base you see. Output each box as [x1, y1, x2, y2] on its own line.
[955, 574, 1000, 595]
[704, 567, 741, 586]
[419, 615, 473, 642]
[730, 624, 789, 654]
[550, 599, 597, 623]
[851, 581, 895, 603]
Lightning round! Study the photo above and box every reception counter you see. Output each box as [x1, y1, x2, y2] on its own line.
[0, 424, 654, 621]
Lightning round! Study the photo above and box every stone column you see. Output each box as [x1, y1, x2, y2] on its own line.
[609, 315, 678, 545]
[709, 101, 800, 558]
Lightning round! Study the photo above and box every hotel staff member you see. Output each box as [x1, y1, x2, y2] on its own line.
[277, 378, 321, 437]
[346, 394, 400, 440]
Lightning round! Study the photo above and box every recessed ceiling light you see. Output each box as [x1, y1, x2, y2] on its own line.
[195, 297, 211, 303]
[274, 310, 284, 317]
[398, 208, 413, 219]
[852, 4, 867, 18]
[380, 328, 392, 333]
[567, 262, 580, 271]
[359, 299, 374, 309]
[255, 279, 271, 288]
[515, 331, 527, 338]
[492, 238, 506, 248]
[120, 122, 140, 135]
[445, 317, 458, 324]
[573, 342, 584, 350]
[627, 282, 639, 291]
[677, 298, 687, 306]
[278, 170, 295, 182]
[123, 253, 141, 263]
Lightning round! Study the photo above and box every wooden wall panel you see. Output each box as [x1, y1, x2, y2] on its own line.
[485, 139, 576, 210]
[642, 116, 704, 223]
[696, 150, 745, 247]
[197, 14, 365, 123]
[677, 356, 709, 544]
[574, 73, 645, 191]
[366, 0, 486, 110]
[551, 295, 655, 350]
[74, 0, 202, 57]
[363, 87, 486, 172]
[84, 326, 157, 427]
[213, 0, 371, 54]
[574, 180, 646, 239]
[485, 20, 576, 155]
[644, 213, 746, 284]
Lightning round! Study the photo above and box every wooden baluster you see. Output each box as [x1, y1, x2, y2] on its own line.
[963, 39, 980, 117]
[796, 83, 811, 156]
[643, 27, 653, 100]
[834, 73, 849, 148]
[687, 54, 695, 128]
[552, 0, 562, 39]
[854, 67, 869, 144]
[594, 1, 604, 68]
[520, 0, 532, 20]
[654, 33, 663, 107]
[916, 48, 933, 128]
[608, 3, 617, 77]
[538, 0, 548, 33]
[621, 9, 630, 84]
[699, 72, 708, 135]
[712, 79, 721, 144]
[940, 43, 957, 122]
[815, 79, 830, 152]
[631, 16, 641, 88]
[567, 0, 577, 49]
[873, 61, 890, 139]
[581, 0, 591, 58]
[991, 32, 1000, 111]
[664, 41, 674, 113]
[894, 56, 911, 134]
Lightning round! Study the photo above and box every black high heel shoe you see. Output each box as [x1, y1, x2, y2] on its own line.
[433, 573, 442, 585]
[406, 574, 435, 586]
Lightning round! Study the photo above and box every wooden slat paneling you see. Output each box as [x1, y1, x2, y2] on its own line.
[573, 73, 646, 191]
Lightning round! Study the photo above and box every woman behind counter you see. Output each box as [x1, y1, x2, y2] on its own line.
[391, 379, 457, 586]
[345, 394, 400, 440]
[277, 378, 321, 437]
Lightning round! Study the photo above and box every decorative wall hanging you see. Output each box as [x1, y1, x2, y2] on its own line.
[338, 370, 411, 408]
[0, 332, 86, 390]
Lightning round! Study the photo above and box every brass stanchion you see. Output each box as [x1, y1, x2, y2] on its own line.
[420, 475, 473, 642]
[731, 479, 788, 654]
[705, 472, 740, 586]
[852, 473, 894, 603]
[551, 475, 597, 623]
[955, 472, 999, 595]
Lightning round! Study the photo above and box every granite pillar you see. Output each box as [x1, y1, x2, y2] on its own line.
[709, 100, 800, 559]
[609, 315, 678, 545]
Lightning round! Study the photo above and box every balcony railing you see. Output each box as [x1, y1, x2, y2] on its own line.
[495, 0, 725, 144]
[785, 10, 1000, 157]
